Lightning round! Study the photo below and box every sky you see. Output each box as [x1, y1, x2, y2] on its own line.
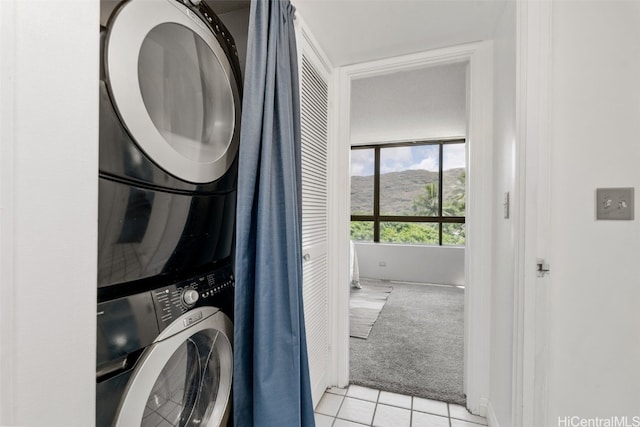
[350, 143, 466, 176]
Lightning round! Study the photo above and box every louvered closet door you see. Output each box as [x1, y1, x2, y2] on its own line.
[300, 52, 330, 404]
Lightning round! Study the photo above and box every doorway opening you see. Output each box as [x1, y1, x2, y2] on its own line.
[332, 42, 494, 416]
[347, 62, 468, 404]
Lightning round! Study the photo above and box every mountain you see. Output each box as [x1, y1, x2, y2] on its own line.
[351, 168, 465, 216]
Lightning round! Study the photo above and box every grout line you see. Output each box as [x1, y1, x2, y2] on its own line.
[334, 391, 347, 422]
[370, 402, 377, 426]
[369, 388, 380, 426]
[342, 395, 379, 405]
[326, 387, 348, 397]
[347, 396, 413, 411]
[449, 417, 488, 426]
[409, 396, 413, 427]
[374, 391, 380, 426]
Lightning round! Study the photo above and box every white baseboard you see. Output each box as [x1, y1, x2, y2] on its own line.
[470, 396, 489, 417]
[485, 400, 499, 427]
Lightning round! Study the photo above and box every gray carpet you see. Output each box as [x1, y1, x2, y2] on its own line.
[350, 284, 393, 339]
[350, 279, 465, 405]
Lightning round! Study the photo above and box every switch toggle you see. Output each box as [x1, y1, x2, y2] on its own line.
[596, 187, 634, 220]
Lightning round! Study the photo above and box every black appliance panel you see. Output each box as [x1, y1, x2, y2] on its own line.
[151, 263, 234, 331]
[96, 369, 134, 427]
[98, 177, 236, 288]
[96, 291, 158, 375]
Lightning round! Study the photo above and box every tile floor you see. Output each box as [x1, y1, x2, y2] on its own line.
[314, 385, 487, 427]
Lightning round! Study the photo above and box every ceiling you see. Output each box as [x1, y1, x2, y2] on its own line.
[292, 0, 509, 66]
[206, 0, 251, 15]
[351, 62, 467, 144]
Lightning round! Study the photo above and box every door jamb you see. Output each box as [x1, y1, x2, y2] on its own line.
[0, 1, 17, 422]
[512, 1, 552, 425]
[331, 41, 494, 416]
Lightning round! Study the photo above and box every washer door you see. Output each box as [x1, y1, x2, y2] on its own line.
[115, 308, 233, 427]
[106, 0, 240, 184]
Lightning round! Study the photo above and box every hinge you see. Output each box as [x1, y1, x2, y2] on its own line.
[536, 258, 550, 277]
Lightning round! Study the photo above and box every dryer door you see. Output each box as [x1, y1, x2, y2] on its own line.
[115, 308, 233, 427]
[106, 0, 240, 184]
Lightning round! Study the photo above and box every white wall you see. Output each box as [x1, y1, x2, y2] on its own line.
[355, 243, 464, 285]
[0, 1, 98, 425]
[350, 62, 467, 144]
[488, 1, 516, 425]
[547, 1, 640, 422]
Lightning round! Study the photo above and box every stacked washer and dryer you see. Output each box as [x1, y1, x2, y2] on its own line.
[96, 1, 242, 426]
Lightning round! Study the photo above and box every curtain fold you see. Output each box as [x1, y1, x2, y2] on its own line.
[233, 1, 315, 426]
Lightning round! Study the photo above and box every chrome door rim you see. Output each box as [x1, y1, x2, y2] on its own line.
[114, 307, 233, 427]
[106, 0, 240, 184]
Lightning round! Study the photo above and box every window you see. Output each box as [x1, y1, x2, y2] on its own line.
[350, 140, 465, 246]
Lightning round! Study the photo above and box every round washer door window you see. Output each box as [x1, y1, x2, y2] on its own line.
[115, 309, 233, 427]
[107, 0, 240, 183]
[142, 330, 232, 426]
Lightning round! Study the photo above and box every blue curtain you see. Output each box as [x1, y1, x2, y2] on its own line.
[233, 1, 315, 426]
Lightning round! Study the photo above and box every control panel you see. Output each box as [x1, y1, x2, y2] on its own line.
[151, 266, 234, 332]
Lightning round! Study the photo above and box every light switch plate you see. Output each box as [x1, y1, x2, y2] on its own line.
[596, 187, 634, 220]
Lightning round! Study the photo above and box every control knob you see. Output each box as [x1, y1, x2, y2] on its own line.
[182, 289, 199, 306]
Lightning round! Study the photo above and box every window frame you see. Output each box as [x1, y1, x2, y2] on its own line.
[350, 139, 466, 246]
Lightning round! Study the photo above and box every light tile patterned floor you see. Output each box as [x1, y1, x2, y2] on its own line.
[315, 385, 487, 427]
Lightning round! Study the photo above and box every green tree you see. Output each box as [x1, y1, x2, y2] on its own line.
[411, 182, 439, 216]
[442, 223, 465, 246]
[445, 170, 466, 216]
[380, 222, 439, 245]
[350, 221, 374, 241]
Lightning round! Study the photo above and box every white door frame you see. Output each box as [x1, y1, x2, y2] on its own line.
[512, 1, 552, 426]
[331, 41, 494, 416]
[0, 1, 17, 421]
[1, 2, 99, 425]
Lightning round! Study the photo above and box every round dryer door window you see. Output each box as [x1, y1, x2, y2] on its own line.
[106, 0, 241, 184]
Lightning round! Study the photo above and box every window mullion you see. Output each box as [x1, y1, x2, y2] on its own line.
[438, 142, 444, 245]
[373, 147, 380, 242]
